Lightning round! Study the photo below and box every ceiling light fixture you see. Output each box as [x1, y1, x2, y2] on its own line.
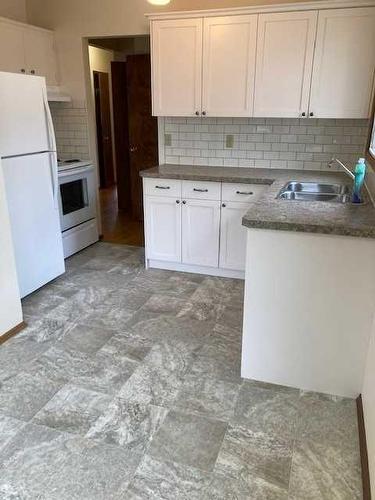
[147, 0, 171, 5]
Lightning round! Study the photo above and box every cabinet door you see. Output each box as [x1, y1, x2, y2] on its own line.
[0, 20, 26, 74]
[182, 199, 220, 267]
[151, 18, 203, 116]
[144, 195, 181, 262]
[24, 28, 58, 85]
[219, 202, 249, 271]
[254, 11, 317, 117]
[202, 15, 257, 117]
[310, 8, 375, 119]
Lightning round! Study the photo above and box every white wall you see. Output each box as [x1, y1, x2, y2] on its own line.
[362, 316, 375, 497]
[0, 161, 23, 336]
[0, 0, 27, 22]
[88, 45, 116, 176]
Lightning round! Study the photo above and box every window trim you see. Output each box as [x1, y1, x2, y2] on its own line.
[366, 96, 375, 169]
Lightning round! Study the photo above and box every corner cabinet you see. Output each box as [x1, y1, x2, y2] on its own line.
[0, 17, 59, 86]
[143, 177, 266, 278]
[149, 4, 375, 119]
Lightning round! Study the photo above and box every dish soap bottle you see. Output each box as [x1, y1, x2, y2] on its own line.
[352, 158, 366, 204]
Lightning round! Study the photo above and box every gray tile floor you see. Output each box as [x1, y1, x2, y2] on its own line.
[0, 243, 362, 499]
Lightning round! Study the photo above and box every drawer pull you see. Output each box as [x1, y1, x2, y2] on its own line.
[155, 185, 170, 190]
[193, 188, 209, 192]
[236, 191, 254, 195]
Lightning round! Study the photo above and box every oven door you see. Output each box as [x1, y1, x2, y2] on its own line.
[58, 165, 97, 232]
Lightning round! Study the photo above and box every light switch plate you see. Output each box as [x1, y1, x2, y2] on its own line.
[225, 134, 234, 149]
[164, 133, 172, 147]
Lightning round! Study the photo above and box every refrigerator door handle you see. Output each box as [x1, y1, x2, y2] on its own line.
[49, 151, 59, 208]
[43, 87, 57, 152]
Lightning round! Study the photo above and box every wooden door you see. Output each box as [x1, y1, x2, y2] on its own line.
[93, 71, 114, 188]
[202, 15, 257, 117]
[144, 195, 181, 262]
[24, 28, 58, 85]
[310, 8, 375, 119]
[182, 199, 220, 268]
[126, 54, 158, 221]
[0, 20, 26, 74]
[254, 11, 317, 118]
[151, 18, 203, 116]
[111, 61, 130, 211]
[219, 202, 249, 271]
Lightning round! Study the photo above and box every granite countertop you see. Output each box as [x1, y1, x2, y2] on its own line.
[140, 164, 375, 239]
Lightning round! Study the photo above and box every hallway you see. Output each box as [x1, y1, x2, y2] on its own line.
[99, 187, 144, 247]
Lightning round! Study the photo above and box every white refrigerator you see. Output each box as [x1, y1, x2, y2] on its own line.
[0, 71, 65, 298]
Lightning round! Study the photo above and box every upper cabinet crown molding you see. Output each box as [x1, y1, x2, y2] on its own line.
[146, 0, 375, 20]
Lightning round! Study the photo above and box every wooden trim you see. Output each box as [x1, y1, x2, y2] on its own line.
[357, 395, 372, 500]
[146, 0, 375, 20]
[0, 321, 27, 345]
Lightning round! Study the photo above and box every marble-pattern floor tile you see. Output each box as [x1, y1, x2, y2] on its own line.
[33, 384, 111, 435]
[125, 455, 211, 500]
[215, 424, 293, 490]
[61, 323, 115, 355]
[205, 471, 288, 500]
[148, 410, 227, 472]
[86, 398, 167, 453]
[0, 242, 362, 498]
[288, 439, 362, 500]
[0, 414, 25, 453]
[233, 381, 300, 440]
[174, 374, 241, 421]
[0, 372, 61, 421]
[118, 342, 193, 407]
[0, 422, 142, 500]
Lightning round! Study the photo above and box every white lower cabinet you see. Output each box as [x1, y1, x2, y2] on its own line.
[144, 195, 181, 262]
[182, 199, 220, 267]
[219, 202, 249, 271]
[143, 178, 259, 278]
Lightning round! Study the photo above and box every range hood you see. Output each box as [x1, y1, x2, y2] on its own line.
[47, 86, 71, 102]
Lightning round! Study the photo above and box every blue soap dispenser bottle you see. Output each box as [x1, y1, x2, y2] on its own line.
[352, 158, 366, 204]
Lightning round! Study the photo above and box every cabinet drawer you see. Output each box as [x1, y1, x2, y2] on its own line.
[222, 183, 266, 203]
[182, 180, 221, 200]
[144, 178, 181, 198]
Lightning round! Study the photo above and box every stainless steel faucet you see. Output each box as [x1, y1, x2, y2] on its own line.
[328, 158, 355, 180]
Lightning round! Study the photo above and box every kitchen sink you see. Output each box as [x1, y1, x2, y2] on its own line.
[277, 181, 351, 203]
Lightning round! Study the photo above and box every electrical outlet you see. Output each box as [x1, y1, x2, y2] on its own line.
[225, 134, 234, 149]
[164, 133, 172, 147]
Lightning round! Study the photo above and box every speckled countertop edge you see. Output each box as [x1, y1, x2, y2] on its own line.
[140, 164, 375, 239]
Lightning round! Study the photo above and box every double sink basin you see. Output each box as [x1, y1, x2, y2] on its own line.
[277, 181, 351, 204]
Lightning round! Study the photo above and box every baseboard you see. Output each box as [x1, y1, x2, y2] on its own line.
[147, 259, 245, 279]
[0, 321, 27, 345]
[357, 395, 372, 500]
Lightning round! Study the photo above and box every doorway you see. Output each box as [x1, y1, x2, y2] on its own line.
[88, 37, 158, 246]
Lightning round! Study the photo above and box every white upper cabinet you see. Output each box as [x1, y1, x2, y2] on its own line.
[24, 29, 58, 86]
[254, 11, 317, 118]
[202, 15, 257, 117]
[0, 19, 26, 74]
[151, 18, 203, 117]
[309, 8, 375, 119]
[0, 17, 59, 86]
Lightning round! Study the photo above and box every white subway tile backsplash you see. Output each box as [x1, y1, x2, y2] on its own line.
[50, 102, 90, 160]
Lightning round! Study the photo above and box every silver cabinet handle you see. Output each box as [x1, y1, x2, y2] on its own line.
[193, 188, 208, 192]
[236, 191, 253, 195]
[155, 185, 170, 190]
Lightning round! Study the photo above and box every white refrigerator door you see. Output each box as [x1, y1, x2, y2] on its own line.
[0, 72, 53, 157]
[2, 152, 65, 298]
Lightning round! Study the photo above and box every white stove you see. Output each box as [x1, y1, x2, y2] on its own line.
[57, 158, 99, 258]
